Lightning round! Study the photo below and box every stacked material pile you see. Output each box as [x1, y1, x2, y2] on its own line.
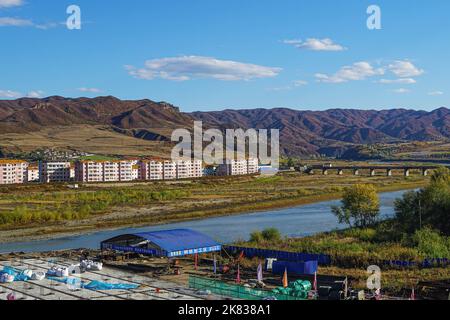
[271, 280, 312, 299]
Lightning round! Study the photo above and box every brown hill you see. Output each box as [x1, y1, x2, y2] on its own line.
[0, 96, 449, 157]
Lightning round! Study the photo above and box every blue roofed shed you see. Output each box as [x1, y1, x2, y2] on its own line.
[101, 229, 221, 258]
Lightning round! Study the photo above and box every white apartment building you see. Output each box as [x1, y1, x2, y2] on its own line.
[247, 158, 259, 174]
[119, 159, 140, 182]
[140, 160, 164, 181]
[75, 161, 118, 183]
[0, 160, 28, 185]
[27, 164, 40, 183]
[163, 161, 177, 180]
[76, 160, 140, 183]
[40, 161, 73, 183]
[217, 158, 259, 176]
[175, 160, 203, 179]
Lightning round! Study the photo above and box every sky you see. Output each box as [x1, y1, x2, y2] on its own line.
[0, 0, 448, 112]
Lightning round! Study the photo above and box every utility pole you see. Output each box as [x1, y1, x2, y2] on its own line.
[418, 199, 422, 230]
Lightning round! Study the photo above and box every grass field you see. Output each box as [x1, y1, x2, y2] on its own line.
[0, 171, 429, 243]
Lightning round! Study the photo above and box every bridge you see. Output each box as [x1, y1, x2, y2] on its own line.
[309, 165, 441, 177]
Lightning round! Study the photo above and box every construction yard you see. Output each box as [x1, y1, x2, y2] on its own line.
[0, 251, 216, 301]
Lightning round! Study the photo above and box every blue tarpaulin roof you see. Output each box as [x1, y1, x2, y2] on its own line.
[133, 229, 220, 253]
[101, 229, 221, 257]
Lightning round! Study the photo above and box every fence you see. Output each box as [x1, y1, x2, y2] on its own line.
[224, 246, 331, 265]
[188, 276, 306, 300]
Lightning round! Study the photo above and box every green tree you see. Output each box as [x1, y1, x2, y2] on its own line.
[395, 168, 450, 235]
[331, 184, 380, 228]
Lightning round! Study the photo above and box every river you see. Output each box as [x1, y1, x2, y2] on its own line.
[0, 190, 410, 254]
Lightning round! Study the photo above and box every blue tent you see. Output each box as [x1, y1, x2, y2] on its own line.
[101, 229, 221, 258]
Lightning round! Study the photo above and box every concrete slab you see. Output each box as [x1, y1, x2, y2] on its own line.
[1, 257, 207, 300]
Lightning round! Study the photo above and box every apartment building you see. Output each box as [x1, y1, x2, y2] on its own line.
[27, 163, 40, 183]
[119, 159, 140, 182]
[217, 158, 259, 176]
[75, 161, 117, 183]
[75, 160, 140, 183]
[163, 161, 177, 180]
[247, 158, 259, 174]
[140, 160, 164, 181]
[40, 161, 73, 183]
[175, 160, 203, 179]
[0, 160, 28, 185]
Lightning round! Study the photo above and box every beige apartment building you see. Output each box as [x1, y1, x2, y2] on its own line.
[0, 160, 28, 185]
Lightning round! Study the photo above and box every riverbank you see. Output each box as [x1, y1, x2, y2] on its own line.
[0, 173, 427, 245]
[237, 222, 450, 294]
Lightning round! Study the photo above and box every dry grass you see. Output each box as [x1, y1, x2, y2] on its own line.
[0, 124, 173, 157]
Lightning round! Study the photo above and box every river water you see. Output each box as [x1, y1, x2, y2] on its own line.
[0, 190, 409, 254]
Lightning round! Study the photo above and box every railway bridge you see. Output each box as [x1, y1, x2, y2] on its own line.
[309, 165, 440, 177]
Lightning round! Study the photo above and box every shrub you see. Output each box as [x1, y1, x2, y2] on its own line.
[249, 231, 264, 243]
[261, 228, 282, 242]
[412, 228, 450, 258]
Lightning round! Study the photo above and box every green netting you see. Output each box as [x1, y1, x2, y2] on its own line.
[189, 276, 307, 300]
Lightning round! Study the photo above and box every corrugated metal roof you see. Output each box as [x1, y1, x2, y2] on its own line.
[133, 229, 220, 253]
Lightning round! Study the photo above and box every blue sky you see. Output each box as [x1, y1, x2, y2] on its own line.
[0, 0, 448, 111]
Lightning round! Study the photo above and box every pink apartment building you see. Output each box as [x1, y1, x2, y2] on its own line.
[0, 160, 28, 185]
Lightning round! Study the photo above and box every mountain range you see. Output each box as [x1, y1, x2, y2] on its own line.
[0, 96, 449, 157]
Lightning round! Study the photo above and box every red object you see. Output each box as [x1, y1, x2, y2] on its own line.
[155, 288, 161, 294]
[7, 293, 16, 301]
[238, 251, 244, 261]
[194, 253, 198, 270]
[236, 264, 241, 284]
[282, 268, 288, 288]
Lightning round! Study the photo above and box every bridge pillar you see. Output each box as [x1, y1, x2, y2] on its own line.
[353, 169, 360, 176]
[404, 169, 410, 177]
[422, 169, 429, 177]
[370, 169, 376, 177]
[338, 169, 344, 176]
[386, 169, 393, 177]
[322, 169, 328, 175]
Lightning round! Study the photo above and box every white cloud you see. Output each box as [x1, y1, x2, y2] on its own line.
[293, 80, 308, 86]
[126, 56, 281, 81]
[268, 80, 308, 91]
[78, 87, 102, 93]
[378, 78, 416, 84]
[0, 0, 23, 8]
[26, 90, 45, 98]
[392, 88, 410, 94]
[283, 38, 346, 51]
[315, 61, 384, 83]
[0, 90, 22, 98]
[0, 89, 44, 99]
[0, 17, 33, 27]
[388, 60, 424, 78]
[428, 91, 444, 96]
